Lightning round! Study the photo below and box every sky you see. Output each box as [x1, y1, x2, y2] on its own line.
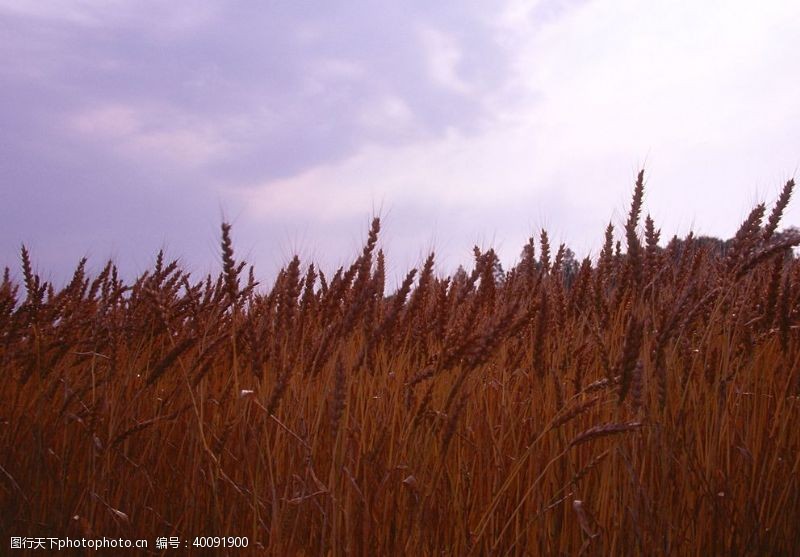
[2, 0, 799, 286]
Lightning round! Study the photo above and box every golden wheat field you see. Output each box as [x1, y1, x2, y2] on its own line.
[1, 171, 799, 555]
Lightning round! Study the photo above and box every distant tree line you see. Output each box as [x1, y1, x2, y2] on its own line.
[447, 226, 799, 294]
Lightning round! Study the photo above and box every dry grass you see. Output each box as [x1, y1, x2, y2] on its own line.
[1, 173, 799, 555]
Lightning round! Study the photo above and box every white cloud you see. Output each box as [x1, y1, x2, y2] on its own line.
[0, 0, 218, 35]
[313, 58, 366, 81]
[300, 58, 366, 98]
[0, 1, 102, 25]
[70, 105, 140, 137]
[501, 0, 800, 233]
[358, 95, 415, 135]
[68, 103, 232, 168]
[238, 0, 800, 267]
[419, 26, 472, 94]
[7, 0, 799, 280]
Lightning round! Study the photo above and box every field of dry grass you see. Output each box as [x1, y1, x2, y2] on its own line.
[2, 171, 799, 555]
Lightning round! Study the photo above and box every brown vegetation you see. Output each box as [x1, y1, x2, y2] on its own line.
[1, 172, 799, 555]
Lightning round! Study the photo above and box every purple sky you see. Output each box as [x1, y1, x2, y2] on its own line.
[2, 1, 799, 286]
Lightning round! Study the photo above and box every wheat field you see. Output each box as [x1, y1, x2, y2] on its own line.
[1, 171, 799, 555]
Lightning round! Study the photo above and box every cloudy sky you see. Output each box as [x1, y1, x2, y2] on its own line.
[2, 0, 799, 285]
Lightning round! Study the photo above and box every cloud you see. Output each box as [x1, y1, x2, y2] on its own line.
[2, 0, 799, 282]
[0, 0, 219, 35]
[0, 1, 103, 25]
[1, 0, 517, 281]
[68, 103, 232, 167]
[2, 1, 510, 183]
[419, 26, 471, 94]
[358, 96, 416, 136]
[237, 0, 800, 271]
[506, 0, 800, 231]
